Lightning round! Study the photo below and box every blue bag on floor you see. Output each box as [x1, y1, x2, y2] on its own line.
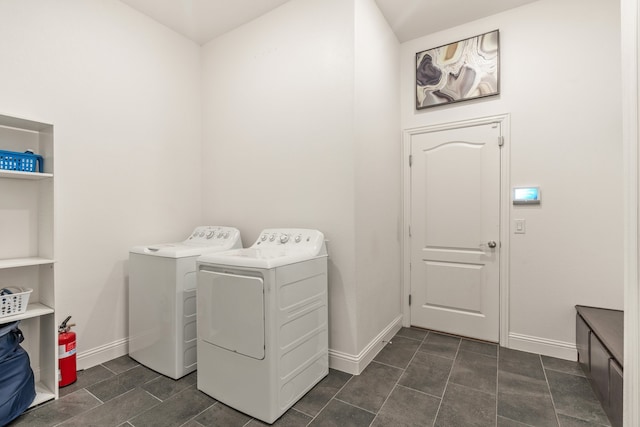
[0, 321, 36, 426]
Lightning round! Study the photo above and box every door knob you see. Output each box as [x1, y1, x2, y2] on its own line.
[487, 241, 497, 248]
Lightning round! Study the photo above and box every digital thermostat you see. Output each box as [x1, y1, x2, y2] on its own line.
[513, 187, 540, 205]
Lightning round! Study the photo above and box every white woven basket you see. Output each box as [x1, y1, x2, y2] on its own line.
[0, 287, 33, 317]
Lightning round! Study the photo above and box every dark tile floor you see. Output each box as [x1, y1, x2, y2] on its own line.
[8, 327, 611, 427]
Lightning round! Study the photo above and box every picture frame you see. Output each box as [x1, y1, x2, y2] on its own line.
[416, 30, 500, 110]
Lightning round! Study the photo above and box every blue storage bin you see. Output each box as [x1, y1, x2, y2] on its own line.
[0, 150, 44, 173]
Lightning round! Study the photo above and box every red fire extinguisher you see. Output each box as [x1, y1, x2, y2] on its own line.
[58, 316, 77, 387]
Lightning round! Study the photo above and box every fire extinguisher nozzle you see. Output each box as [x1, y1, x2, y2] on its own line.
[59, 315, 72, 332]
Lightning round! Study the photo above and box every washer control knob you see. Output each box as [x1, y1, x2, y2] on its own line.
[206, 230, 215, 239]
[280, 234, 289, 244]
[269, 234, 276, 242]
[261, 234, 268, 241]
[199, 232, 205, 237]
[294, 235, 302, 243]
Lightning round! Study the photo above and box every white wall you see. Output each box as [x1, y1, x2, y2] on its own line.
[353, 0, 402, 353]
[401, 0, 623, 356]
[201, 0, 359, 356]
[0, 0, 202, 365]
[201, 0, 401, 366]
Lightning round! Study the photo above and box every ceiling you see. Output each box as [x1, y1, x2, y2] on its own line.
[375, 0, 539, 42]
[119, 0, 540, 45]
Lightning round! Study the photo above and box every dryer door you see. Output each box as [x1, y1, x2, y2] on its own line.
[197, 270, 265, 360]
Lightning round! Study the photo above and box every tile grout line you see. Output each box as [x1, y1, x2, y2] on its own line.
[289, 405, 315, 419]
[61, 387, 142, 427]
[540, 354, 562, 427]
[135, 384, 220, 426]
[241, 416, 253, 427]
[394, 382, 446, 401]
[122, 387, 163, 426]
[367, 328, 430, 426]
[186, 400, 219, 426]
[140, 387, 163, 403]
[430, 333, 460, 427]
[100, 364, 120, 376]
[49, 387, 106, 427]
[288, 407, 312, 420]
[332, 396, 378, 415]
[83, 387, 105, 404]
[498, 415, 536, 427]
[540, 361, 611, 426]
[303, 368, 363, 426]
[101, 360, 140, 376]
[543, 366, 587, 378]
[439, 380, 497, 397]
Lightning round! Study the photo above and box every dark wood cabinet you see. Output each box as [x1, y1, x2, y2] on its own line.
[575, 305, 623, 427]
[590, 334, 611, 403]
[576, 314, 590, 372]
[610, 359, 623, 427]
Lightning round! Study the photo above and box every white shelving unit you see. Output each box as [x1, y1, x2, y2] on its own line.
[0, 170, 53, 180]
[0, 113, 57, 406]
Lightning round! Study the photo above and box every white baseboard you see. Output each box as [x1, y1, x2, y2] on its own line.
[77, 337, 129, 370]
[508, 332, 577, 361]
[329, 315, 403, 375]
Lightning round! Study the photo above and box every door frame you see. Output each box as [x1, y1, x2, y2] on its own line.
[401, 113, 511, 345]
[621, 0, 639, 424]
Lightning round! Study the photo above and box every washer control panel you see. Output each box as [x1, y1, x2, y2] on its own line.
[254, 228, 324, 252]
[186, 226, 240, 245]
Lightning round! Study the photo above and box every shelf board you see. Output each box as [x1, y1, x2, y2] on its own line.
[0, 303, 54, 322]
[30, 382, 56, 408]
[0, 257, 55, 269]
[0, 169, 52, 180]
[0, 113, 52, 132]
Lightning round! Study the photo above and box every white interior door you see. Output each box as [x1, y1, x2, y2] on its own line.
[410, 122, 501, 342]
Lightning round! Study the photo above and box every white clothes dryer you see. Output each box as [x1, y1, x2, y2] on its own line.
[196, 228, 328, 424]
[129, 226, 242, 379]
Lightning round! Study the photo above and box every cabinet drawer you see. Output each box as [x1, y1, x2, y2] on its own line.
[576, 314, 590, 373]
[590, 334, 611, 404]
[608, 359, 623, 427]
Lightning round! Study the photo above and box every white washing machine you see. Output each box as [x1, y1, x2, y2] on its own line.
[129, 226, 242, 379]
[196, 228, 328, 424]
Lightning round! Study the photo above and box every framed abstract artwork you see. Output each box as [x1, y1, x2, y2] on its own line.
[416, 30, 500, 110]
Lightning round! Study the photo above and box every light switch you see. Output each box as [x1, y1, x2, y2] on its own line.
[514, 219, 526, 234]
